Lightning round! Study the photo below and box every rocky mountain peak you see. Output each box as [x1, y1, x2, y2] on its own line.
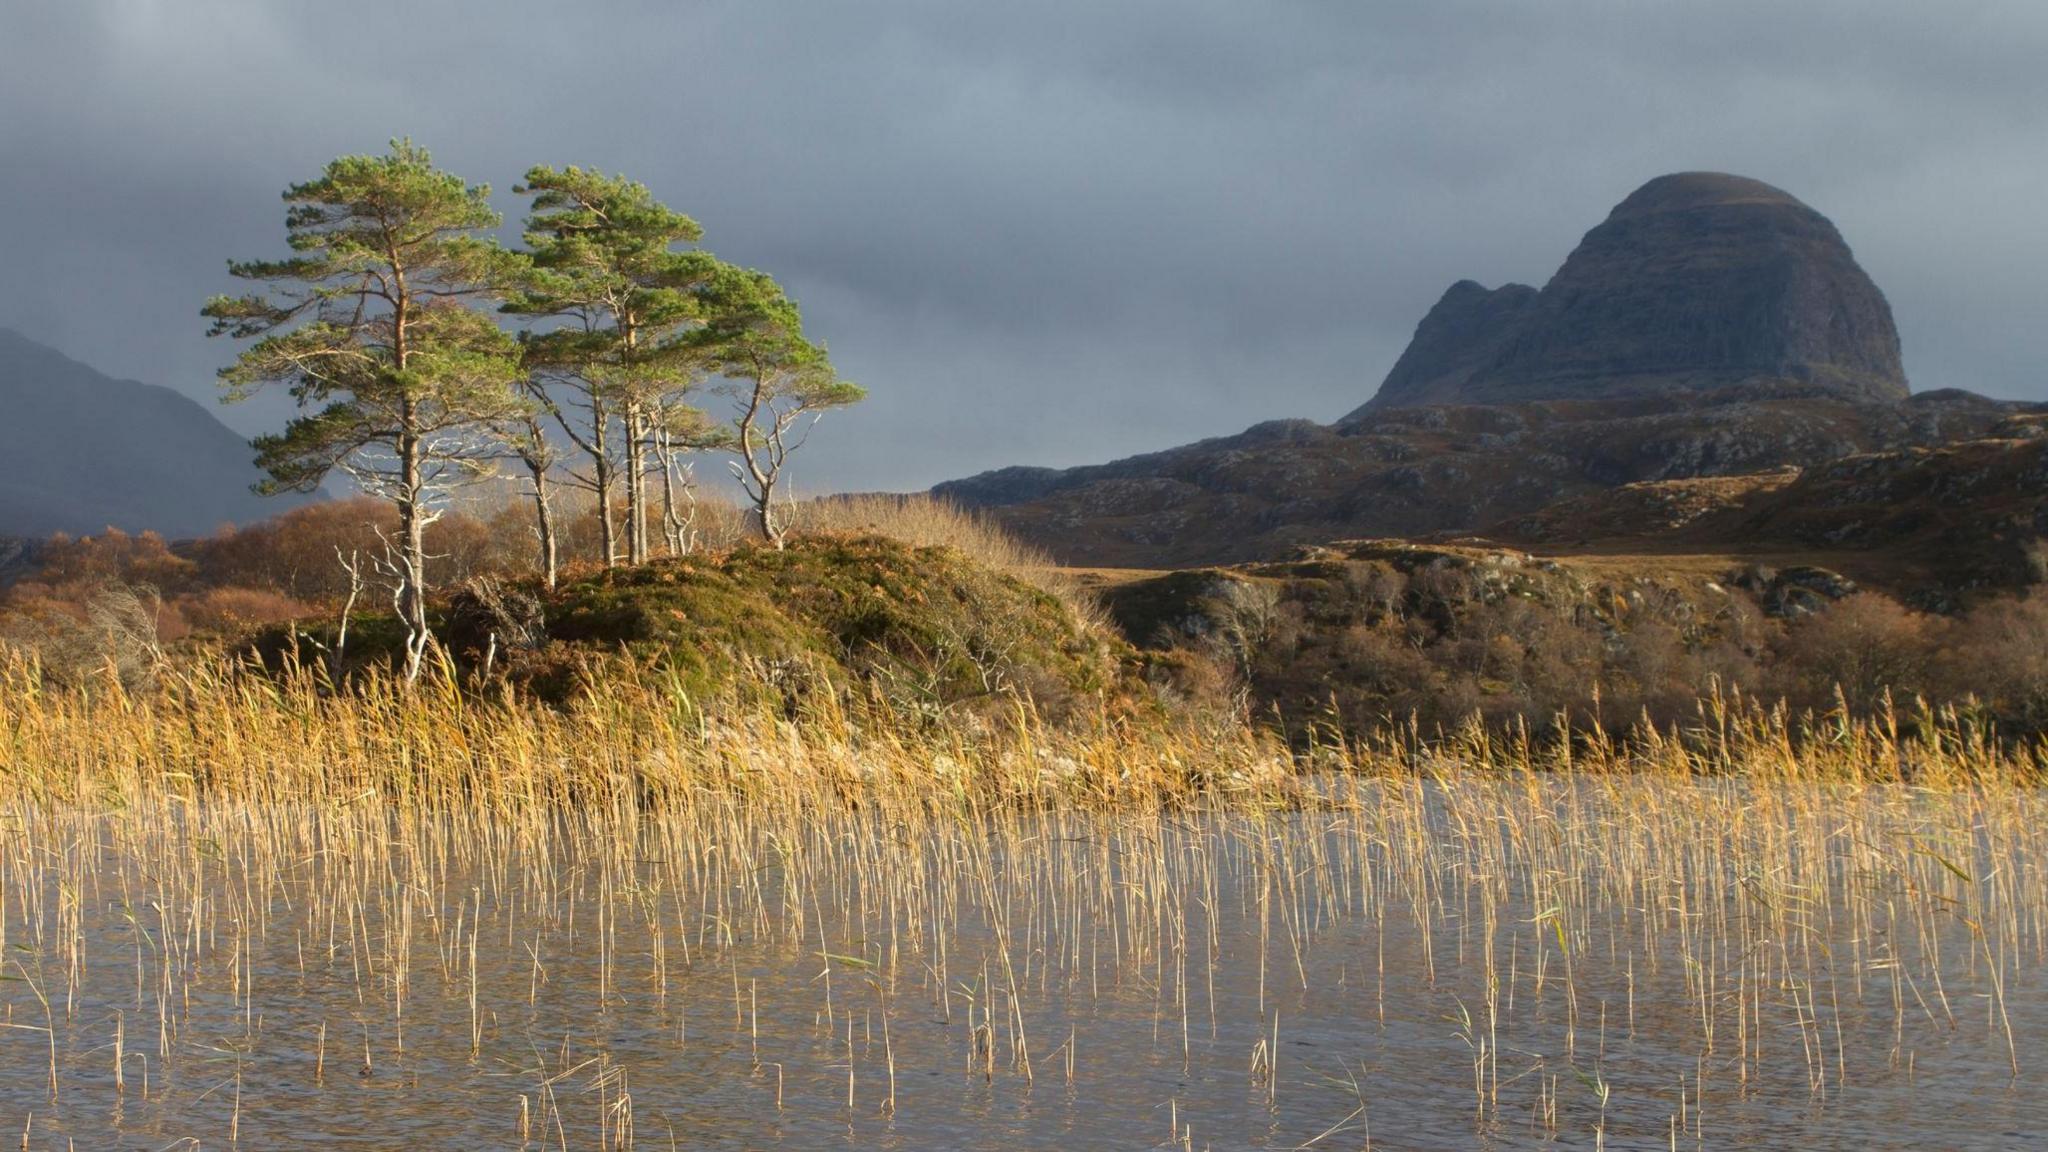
[1351, 172, 1908, 415]
[1604, 171, 1806, 219]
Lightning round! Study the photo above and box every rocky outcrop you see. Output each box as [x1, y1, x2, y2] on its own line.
[1351, 173, 1908, 414]
[1494, 424, 2048, 606]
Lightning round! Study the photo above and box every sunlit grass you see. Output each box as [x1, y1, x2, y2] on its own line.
[0, 654, 2039, 1145]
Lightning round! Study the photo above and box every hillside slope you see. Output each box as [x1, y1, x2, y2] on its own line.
[0, 328, 308, 538]
[939, 388, 2016, 568]
[1498, 418, 2048, 604]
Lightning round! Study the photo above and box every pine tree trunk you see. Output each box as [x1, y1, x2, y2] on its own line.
[624, 401, 647, 566]
[593, 427, 618, 569]
[657, 430, 683, 556]
[397, 427, 430, 683]
[756, 477, 784, 549]
[531, 466, 559, 590]
[739, 376, 785, 549]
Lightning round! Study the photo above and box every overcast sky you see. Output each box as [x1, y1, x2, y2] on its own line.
[3, 1, 2045, 493]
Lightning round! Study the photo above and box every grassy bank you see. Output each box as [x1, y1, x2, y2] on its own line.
[0, 648, 2036, 819]
[3, 497, 2045, 812]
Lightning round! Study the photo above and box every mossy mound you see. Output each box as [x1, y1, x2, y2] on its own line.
[547, 536, 1119, 712]
[257, 536, 1126, 720]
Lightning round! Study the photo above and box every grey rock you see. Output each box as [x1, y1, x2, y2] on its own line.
[1350, 173, 1907, 415]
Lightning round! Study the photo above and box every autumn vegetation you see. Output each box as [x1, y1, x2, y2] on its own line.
[0, 145, 2041, 1152]
[0, 140, 2044, 783]
[6, 485, 2048, 767]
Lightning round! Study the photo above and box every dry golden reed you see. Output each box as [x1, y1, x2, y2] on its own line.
[0, 650, 2040, 1147]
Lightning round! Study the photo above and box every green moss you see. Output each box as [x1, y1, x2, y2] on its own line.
[246, 610, 423, 679]
[242, 536, 1116, 716]
[546, 554, 837, 703]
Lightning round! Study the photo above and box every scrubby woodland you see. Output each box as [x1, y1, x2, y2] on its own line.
[190, 141, 863, 681]
[1103, 541, 2048, 740]
[9, 485, 2048, 752]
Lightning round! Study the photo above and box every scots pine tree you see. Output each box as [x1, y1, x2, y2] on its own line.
[204, 140, 527, 680]
[505, 166, 721, 566]
[689, 266, 864, 547]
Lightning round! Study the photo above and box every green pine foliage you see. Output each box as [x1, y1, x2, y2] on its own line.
[505, 166, 731, 565]
[688, 264, 865, 544]
[204, 140, 530, 679]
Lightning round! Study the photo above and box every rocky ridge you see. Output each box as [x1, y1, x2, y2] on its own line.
[940, 388, 2017, 570]
[1498, 414, 2048, 604]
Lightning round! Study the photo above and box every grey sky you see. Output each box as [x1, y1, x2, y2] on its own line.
[3, 1, 2045, 494]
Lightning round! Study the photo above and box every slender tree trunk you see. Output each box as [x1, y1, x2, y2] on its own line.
[753, 470, 785, 549]
[737, 375, 784, 548]
[397, 424, 430, 683]
[529, 463, 559, 590]
[657, 428, 684, 556]
[390, 272, 431, 682]
[624, 400, 648, 565]
[620, 321, 649, 567]
[592, 419, 618, 569]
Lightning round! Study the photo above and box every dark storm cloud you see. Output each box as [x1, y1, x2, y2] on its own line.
[3, 1, 2046, 493]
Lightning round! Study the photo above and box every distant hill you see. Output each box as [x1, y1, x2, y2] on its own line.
[1495, 413, 2048, 604]
[0, 327, 311, 539]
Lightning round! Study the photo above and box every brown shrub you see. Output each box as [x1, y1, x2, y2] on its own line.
[1774, 593, 1941, 712]
[34, 528, 197, 594]
[0, 583, 173, 689]
[1943, 593, 2048, 727]
[193, 497, 394, 601]
[178, 586, 314, 635]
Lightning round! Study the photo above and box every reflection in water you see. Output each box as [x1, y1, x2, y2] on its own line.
[1, 777, 2043, 1149]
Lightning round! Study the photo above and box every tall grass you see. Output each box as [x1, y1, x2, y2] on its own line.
[787, 494, 1055, 576]
[0, 649, 2036, 815]
[0, 651, 2041, 1145]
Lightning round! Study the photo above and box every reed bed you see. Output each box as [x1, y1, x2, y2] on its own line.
[0, 657, 2042, 1147]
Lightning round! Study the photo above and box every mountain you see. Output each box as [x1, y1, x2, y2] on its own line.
[937, 173, 2002, 570]
[1352, 172, 1906, 413]
[0, 327, 310, 539]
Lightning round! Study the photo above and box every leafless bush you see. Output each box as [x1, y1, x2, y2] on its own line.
[1943, 593, 2048, 727]
[178, 586, 312, 635]
[0, 582, 170, 690]
[1200, 578, 1282, 673]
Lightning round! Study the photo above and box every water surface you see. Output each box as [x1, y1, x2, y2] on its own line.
[1, 778, 2041, 1148]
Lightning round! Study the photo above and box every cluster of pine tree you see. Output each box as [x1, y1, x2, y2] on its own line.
[203, 141, 863, 679]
